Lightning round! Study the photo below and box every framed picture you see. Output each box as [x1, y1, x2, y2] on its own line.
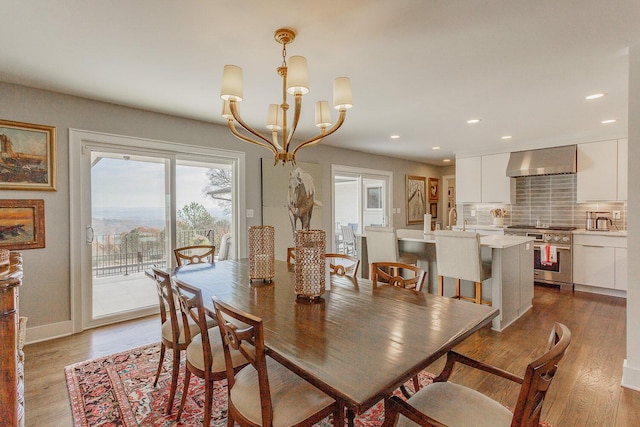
[366, 186, 382, 209]
[428, 177, 439, 202]
[0, 199, 45, 250]
[406, 175, 426, 225]
[0, 119, 56, 191]
[430, 202, 438, 219]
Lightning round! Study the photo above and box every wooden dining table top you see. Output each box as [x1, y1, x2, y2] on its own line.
[172, 258, 499, 414]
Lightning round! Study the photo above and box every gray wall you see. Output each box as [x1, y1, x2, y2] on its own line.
[0, 82, 445, 336]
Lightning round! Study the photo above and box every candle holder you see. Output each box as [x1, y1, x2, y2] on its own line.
[248, 226, 275, 283]
[294, 230, 326, 302]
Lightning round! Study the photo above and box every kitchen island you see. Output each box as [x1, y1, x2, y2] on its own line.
[357, 229, 535, 331]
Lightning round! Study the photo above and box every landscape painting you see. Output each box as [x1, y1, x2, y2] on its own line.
[406, 175, 426, 225]
[0, 119, 56, 191]
[0, 199, 45, 250]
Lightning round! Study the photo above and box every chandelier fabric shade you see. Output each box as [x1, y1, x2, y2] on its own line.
[220, 28, 353, 166]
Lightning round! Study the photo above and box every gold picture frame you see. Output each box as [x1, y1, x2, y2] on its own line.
[406, 175, 426, 225]
[0, 119, 57, 191]
[0, 199, 45, 250]
[428, 177, 439, 202]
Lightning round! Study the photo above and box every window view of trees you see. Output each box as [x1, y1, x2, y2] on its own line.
[92, 166, 232, 277]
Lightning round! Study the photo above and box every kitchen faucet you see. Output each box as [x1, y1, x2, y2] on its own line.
[463, 219, 468, 232]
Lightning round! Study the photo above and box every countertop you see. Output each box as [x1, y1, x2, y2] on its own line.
[394, 229, 534, 249]
[572, 229, 627, 237]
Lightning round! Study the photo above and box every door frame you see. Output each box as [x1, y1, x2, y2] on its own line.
[331, 164, 393, 252]
[69, 129, 246, 332]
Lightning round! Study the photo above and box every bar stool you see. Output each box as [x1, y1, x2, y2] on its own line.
[365, 226, 418, 279]
[434, 230, 491, 305]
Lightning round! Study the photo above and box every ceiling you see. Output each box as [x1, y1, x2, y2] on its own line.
[2, 1, 639, 165]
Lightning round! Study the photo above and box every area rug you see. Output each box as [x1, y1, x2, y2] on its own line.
[65, 343, 551, 426]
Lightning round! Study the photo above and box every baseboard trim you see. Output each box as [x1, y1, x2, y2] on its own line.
[622, 359, 640, 391]
[25, 320, 73, 345]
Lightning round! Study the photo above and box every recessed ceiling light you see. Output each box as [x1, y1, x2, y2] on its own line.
[390, 135, 400, 139]
[432, 146, 440, 150]
[601, 119, 617, 124]
[467, 119, 481, 124]
[501, 135, 512, 140]
[586, 93, 605, 100]
[443, 159, 451, 163]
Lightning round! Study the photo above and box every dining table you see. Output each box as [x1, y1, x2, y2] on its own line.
[172, 258, 499, 422]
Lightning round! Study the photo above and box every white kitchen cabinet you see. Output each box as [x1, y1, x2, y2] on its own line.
[614, 247, 627, 291]
[617, 139, 628, 201]
[577, 140, 624, 202]
[456, 156, 482, 203]
[481, 153, 515, 203]
[456, 154, 513, 203]
[573, 234, 627, 291]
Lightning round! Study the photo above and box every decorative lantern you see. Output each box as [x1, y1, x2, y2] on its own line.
[248, 226, 275, 283]
[294, 230, 326, 301]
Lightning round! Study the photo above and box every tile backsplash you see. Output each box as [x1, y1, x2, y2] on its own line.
[460, 174, 627, 230]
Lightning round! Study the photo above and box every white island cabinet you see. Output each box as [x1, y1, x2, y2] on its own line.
[357, 230, 534, 332]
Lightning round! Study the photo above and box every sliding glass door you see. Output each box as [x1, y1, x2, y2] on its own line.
[70, 130, 244, 330]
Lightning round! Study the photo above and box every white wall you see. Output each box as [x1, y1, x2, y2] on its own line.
[0, 82, 446, 340]
[623, 44, 640, 391]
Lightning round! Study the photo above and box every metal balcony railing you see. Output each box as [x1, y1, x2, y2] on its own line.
[91, 229, 215, 277]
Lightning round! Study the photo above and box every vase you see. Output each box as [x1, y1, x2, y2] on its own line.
[248, 226, 275, 282]
[294, 230, 326, 301]
[492, 217, 504, 226]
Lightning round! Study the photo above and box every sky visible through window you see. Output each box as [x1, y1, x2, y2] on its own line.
[91, 158, 227, 221]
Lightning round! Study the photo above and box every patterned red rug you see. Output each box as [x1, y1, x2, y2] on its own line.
[65, 343, 551, 426]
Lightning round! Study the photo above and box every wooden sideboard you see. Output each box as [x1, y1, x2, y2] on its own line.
[0, 252, 24, 427]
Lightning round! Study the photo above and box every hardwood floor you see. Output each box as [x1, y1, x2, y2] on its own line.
[24, 285, 640, 426]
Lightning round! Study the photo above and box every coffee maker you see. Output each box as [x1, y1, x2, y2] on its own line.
[586, 211, 612, 231]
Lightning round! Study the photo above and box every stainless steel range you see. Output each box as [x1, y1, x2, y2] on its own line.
[505, 225, 575, 289]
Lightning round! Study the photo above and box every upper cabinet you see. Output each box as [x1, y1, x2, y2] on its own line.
[456, 154, 514, 203]
[456, 156, 482, 203]
[577, 139, 627, 202]
[617, 139, 628, 201]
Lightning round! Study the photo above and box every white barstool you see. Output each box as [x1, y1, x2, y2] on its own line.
[434, 230, 491, 305]
[364, 226, 418, 279]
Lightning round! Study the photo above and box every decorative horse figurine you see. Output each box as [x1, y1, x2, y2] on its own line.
[287, 167, 321, 238]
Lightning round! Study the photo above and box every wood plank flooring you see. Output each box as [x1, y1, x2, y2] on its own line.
[24, 285, 640, 426]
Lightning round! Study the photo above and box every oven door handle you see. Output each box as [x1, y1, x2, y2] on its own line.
[533, 244, 571, 251]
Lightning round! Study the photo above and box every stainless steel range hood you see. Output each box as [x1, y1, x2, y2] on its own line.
[506, 145, 577, 177]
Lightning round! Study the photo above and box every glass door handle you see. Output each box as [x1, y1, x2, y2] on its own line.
[86, 226, 94, 244]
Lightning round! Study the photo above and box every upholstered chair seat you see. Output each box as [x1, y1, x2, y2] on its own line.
[230, 357, 336, 427]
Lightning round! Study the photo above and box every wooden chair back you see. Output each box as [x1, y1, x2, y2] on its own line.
[174, 245, 216, 266]
[286, 247, 296, 265]
[173, 278, 214, 370]
[150, 266, 181, 344]
[212, 297, 272, 425]
[511, 322, 572, 427]
[371, 262, 426, 291]
[326, 253, 360, 278]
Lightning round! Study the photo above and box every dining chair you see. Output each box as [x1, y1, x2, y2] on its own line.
[286, 247, 296, 265]
[174, 245, 216, 266]
[434, 230, 491, 304]
[173, 278, 248, 426]
[217, 233, 232, 261]
[326, 253, 360, 278]
[370, 261, 425, 397]
[340, 225, 357, 256]
[370, 262, 426, 291]
[382, 322, 572, 427]
[364, 226, 418, 278]
[212, 296, 344, 427]
[150, 266, 215, 414]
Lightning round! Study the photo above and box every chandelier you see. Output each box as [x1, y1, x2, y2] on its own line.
[220, 28, 353, 166]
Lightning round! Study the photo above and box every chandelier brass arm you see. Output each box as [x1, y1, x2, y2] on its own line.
[291, 108, 347, 158]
